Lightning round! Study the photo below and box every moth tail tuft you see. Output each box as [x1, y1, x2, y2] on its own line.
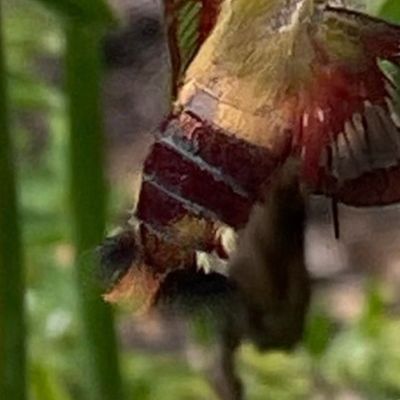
[97, 229, 137, 292]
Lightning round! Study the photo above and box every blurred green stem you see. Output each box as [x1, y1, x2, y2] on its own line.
[66, 20, 123, 400]
[0, 2, 26, 400]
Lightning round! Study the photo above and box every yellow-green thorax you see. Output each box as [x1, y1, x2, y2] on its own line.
[179, 0, 318, 149]
[187, 0, 316, 96]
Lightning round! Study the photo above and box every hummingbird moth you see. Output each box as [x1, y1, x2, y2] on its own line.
[100, 1, 400, 396]
[102, 0, 400, 303]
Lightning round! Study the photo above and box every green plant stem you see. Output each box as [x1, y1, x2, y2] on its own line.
[66, 20, 123, 400]
[0, 2, 26, 400]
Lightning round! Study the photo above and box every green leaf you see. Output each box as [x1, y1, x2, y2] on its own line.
[378, 0, 400, 23]
[31, 0, 115, 25]
[10, 74, 63, 111]
[304, 311, 334, 359]
[359, 281, 385, 338]
[31, 362, 72, 400]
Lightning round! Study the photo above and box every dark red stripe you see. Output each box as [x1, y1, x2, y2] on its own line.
[137, 180, 187, 228]
[199, 0, 221, 41]
[172, 112, 279, 197]
[143, 142, 252, 227]
[136, 181, 217, 259]
[164, 1, 181, 98]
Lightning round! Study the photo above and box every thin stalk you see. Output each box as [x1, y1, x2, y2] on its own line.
[0, 2, 26, 400]
[66, 20, 123, 400]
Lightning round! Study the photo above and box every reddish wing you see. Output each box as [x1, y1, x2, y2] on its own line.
[299, 7, 400, 206]
[164, 0, 222, 97]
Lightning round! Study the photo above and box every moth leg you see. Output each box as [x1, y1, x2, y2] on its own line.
[153, 266, 245, 400]
[208, 318, 243, 400]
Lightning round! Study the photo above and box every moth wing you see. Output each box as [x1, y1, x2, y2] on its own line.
[299, 7, 400, 206]
[164, 0, 222, 97]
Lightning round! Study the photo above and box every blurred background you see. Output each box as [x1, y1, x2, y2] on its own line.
[4, 0, 400, 399]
